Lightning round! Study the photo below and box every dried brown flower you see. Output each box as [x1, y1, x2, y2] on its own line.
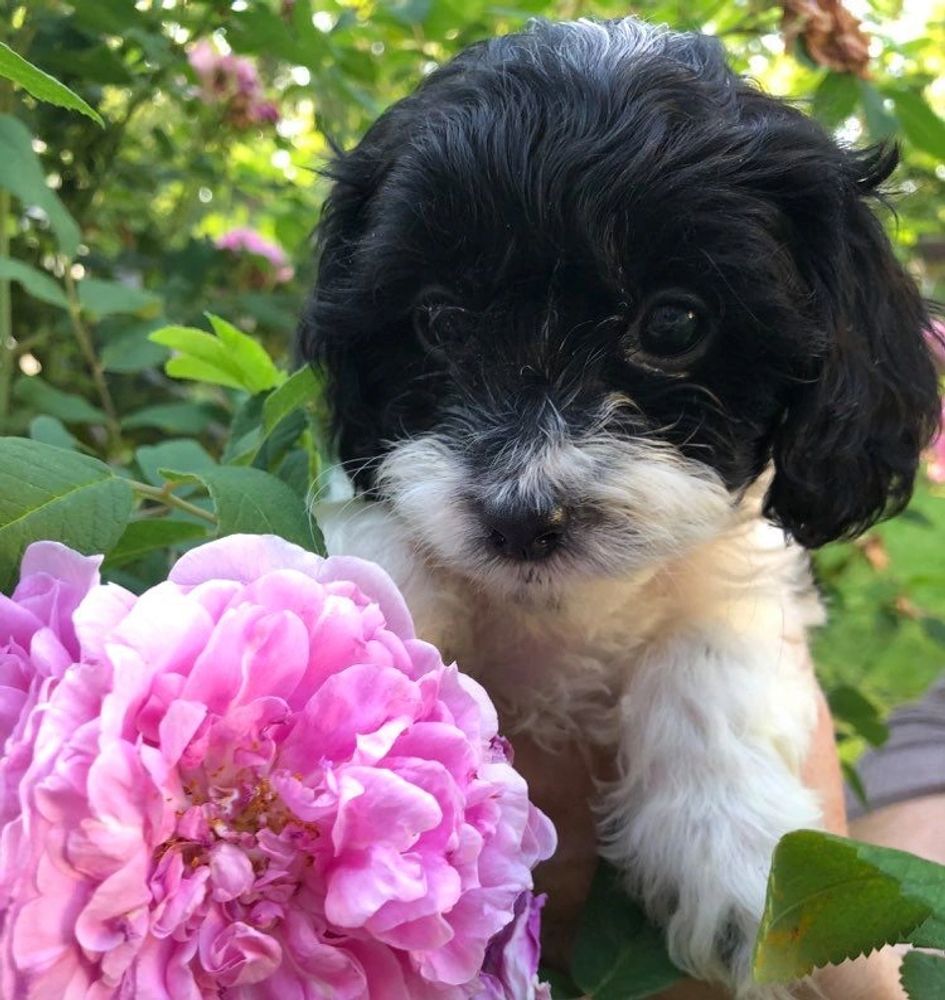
[781, 0, 872, 78]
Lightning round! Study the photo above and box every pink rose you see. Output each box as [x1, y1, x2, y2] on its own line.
[475, 892, 551, 999]
[188, 41, 280, 127]
[0, 543, 101, 830]
[0, 535, 555, 998]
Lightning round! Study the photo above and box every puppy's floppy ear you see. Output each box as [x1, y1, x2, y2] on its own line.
[294, 114, 405, 480]
[764, 144, 940, 548]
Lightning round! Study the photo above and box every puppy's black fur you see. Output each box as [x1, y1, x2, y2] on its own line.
[297, 18, 939, 549]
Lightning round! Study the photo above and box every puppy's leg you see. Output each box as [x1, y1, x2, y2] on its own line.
[600, 627, 821, 998]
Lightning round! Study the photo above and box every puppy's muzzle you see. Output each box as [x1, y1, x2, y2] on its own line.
[481, 500, 570, 561]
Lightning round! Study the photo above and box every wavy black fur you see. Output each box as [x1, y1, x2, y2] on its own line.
[297, 18, 939, 549]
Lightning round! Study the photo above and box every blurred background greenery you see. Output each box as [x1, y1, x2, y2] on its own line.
[1, 0, 943, 775]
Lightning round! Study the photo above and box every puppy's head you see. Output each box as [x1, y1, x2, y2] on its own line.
[298, 18, 939, 595]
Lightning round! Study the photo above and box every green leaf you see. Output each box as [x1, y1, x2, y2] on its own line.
[901, 952, 945, 1000]
[263, 366, 320, 435]
[77, 278, 161, 320]
[0, 115, 81, 257]
[754, 831, 945, 983]
[887, 88, 945, 160]
[0, 41, 104, 125]
[0, 256, 67, 309]
[14, 377, 106, 425]
[150, 317, 282, 394]
[571, 862, 681, 999]
[541, 967, 583, 999]
[29, 415, 79, 451]
[911, 917, 945, 950]
[828, 684, 889, 747]
[135, 439, 215, 488]
[122, 402, 220, 434]
[171, 466, 322, 553]
[857, 81, 898, 143]
[100, 321, 169, 373]
[104, 518, 208, 568]
[0, 438, 133, 591]
[921, 618, 945, 647]
[207, 314, 284, 392]
[812, 72, 858, 128]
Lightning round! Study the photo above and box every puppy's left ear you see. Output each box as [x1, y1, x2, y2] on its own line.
[764, 145, 940, 548]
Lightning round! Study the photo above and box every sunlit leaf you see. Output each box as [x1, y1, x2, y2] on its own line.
[0, 41, 104, 125]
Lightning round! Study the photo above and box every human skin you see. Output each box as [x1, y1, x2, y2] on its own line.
[518, 685, 925, 999]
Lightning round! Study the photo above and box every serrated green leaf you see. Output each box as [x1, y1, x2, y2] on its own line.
[571, 862, 681, 999]
[0, 438, 133, 591]
[0, 256, 67, 308]
[104, 518, 209, 568]
[135, 439, 215, 488]
[263, 365, 320, 435]
[207, 314, 284, 393]
[14, 377, 106, 425]
[173, 466, 322, 552]
[0, 41, 104, 125]
[149, 326, 256, 392]
[77, 278, 161, 320]
[122, 402, 220, 434]
[901, 952, 945, 1000]
[887, 88, 945, 159]
[29, 415, 79, 451]
[754, 832, 945, 983]
[0, 115, 80, 257]
[911, 917, 945, 950]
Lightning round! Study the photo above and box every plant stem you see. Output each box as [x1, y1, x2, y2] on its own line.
[63, 268, 122, 449]
[0, 187, 11, 432]
[129, 479, 218, 524]
[0, 70, 12, 431]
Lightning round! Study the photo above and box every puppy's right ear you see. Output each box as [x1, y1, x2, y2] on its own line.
[295, 115, 407, 482]
[295, 115, 400, 365]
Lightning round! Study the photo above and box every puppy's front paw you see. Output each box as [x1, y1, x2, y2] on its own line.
[664, 891, 795, 1000]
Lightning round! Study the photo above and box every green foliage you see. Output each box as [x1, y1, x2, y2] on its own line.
[0, 40, 103, 125]
[570, 862, 682, 998]
[0, 0, 942, 993]
[755, 831, 945, 1000]
[0, 438, 133, 590]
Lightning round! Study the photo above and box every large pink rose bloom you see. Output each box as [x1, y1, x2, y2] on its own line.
[0, 535, 555, 998]
[0, 543, 101, 831]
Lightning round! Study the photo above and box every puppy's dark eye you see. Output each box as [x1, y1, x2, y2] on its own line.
[640, 301, 706, 358]
[627, 292, 714, 372]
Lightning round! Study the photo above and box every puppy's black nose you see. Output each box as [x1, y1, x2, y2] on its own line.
[483, 503, 569, 561]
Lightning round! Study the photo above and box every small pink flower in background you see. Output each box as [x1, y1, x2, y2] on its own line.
[927, 318, 945, 374]
[216, 227, 295, 285]
[187, 40, 280, 128]
[0, 534, 555, 998]
[925, 398, 945, 485]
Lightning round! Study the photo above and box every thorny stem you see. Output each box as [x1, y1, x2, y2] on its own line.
[129, 479, 218, 524]
[63, 268, 123, 450]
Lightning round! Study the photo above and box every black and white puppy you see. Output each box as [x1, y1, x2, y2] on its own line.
[297, 17, 940, 996]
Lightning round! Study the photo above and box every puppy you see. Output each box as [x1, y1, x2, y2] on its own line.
[296, 18, 940, 996]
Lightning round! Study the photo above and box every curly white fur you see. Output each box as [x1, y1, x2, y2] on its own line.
[315, 438, 824, 997]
